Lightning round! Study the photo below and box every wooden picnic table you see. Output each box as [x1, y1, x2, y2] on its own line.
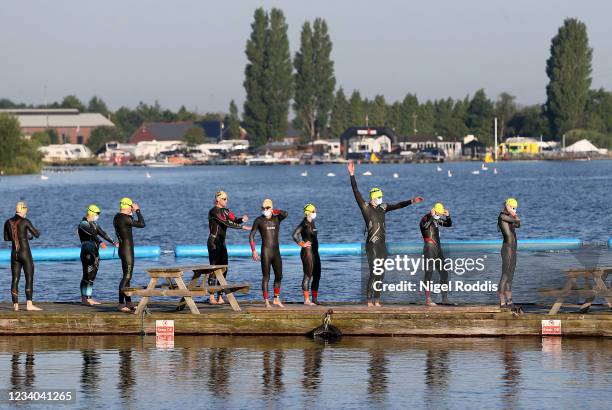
[539, 266, 612, 314]
[123, 265, 250, 315]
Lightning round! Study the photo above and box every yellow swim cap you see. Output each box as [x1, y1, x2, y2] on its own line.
[304, 203, 316, 216]
[506, 198, 518, 208]
[120, 197, 133, 209]
[370, 187, 383, 199]
[87, 204, 101, 216]
[262, 198, 273, 209]
[16, 201, 28, 213]
[433, 202, 446, 215]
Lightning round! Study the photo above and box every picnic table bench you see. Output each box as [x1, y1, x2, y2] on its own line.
[123, 264, 250, 315]
[539, 266, 612, 314]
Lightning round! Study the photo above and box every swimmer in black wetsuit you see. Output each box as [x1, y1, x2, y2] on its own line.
[208, 190, 250, 304]
[292, 203, 320, 305]
[113, 197, 145, 313]
[347, 161, 423, 307]
[78, 204, 117, 306]
[3, 201, 41, 311]
[420, 202, 452, 306]
[249, 198, 287, 308]
[498, 197, 520, 309]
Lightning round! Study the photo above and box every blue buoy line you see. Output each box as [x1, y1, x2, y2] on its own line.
[0, 246, 161, 263]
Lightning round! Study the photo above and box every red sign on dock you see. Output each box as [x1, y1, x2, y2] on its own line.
[156, 320, 175, 349]
[541, 319, 561, 335]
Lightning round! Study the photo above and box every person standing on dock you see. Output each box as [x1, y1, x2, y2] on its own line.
[114, 197, 145, 313]
[208, 190, 250, 305]
[347, 161, 423, 307]
[249, 199, 287, 308]
[3, 201, 41, 311]
[78, 204, 117, 306]
[498, 198, 520, 310]
[420, 202, 452, 306]
[292, 203, 321, 305]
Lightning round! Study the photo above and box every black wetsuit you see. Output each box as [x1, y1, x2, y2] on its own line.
[292, 218, 321, 297]
[113, 210, 145, 304]
[78, 218, 114, 299]
[420, 213, 452, 288]
[207, 206, 245, 293]
[4, 215, 40, 303]
[351, 175, 415, 301]
[249, 210, 287, 299]
[498, 211, 520, 293]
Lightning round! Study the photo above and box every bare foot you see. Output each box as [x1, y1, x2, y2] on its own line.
[126, 303, 136, 311]
[89, 299, 101, 305]
[118, 305, 132, 313]
[264, 300, 272, 308]
[304, 299, 315, 306]
[273, 297, 285, 308]
[216, 296, 225, 305]
[26, 302, 42, 311]
[374, 302, 382, 307]
[367, 301, 374, 307]
[13, 303, 19, 312]
[425, 300, 437, 307]
[209, 295, 219, 304]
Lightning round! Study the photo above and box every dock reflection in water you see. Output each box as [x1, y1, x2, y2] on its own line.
[0, 336, 610, 409]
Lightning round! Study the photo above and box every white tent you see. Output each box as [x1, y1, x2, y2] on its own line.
[564, 139, 599, 153]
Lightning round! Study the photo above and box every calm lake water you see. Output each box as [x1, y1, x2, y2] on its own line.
[0, 161, 611, 304]
[0, 335, 610, 409]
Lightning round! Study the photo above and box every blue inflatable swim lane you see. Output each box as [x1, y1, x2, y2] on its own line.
[0, 246, 161, 262]
[175, 238, 583, 258]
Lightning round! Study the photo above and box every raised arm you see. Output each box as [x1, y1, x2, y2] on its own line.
[26, 220, 40, 238]
[273, 209, 288, 221]
[129, 210, 145, 228]
[499, 213, 519, 227]
[350, 175, 367, 212]
[385, 199, 413, 212]
[439, 215, 452, 227]
[212, 208, 244, 230]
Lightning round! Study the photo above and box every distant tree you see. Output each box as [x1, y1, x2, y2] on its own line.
[416, 101, 435, 135]
[293, 18, 336, 142]
[88, 126, 122, 153]
[584, 88, 612, 135]
[0, 98, 17, 108]
[545, 18, 592, 137]
[0, 113, 42, 174]
[368, 95, 387, 126]
[329, 87, 349, 138]
[466, 89, 494, 144]
[399, 94, 419, 135]
[176, 105, 198, 121]
[348, 90, 365, 126]
[495, 92, 517, 138]
[386, 102, 402, 132]
[507, 105, 548, 139]
[112, 106, 143, 137]
[87, 96, 109, 115]
[225, 100, 241, 139]
[31, 130, 52, 146]
[183, 126, 206, 145]
[61, 95, 86, 112]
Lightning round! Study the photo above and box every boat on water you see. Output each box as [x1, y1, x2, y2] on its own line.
[245, 155, 300, 165]
[142, 157, 185, 168]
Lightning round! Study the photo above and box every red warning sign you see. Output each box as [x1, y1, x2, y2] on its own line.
[156, 320, 175, 336]
[541, 319, 561, 335]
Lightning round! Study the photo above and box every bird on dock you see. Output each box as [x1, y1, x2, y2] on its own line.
[301, 170, 308, 177]
[447, 170, 452, 177]
[436, 165, 442, 172]
[327, 172, 335, 177]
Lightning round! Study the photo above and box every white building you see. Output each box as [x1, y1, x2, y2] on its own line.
[313, 139, 341, 157]
[39, 144, 93, 162]
[397, 135, 462, 159]
[134, 140, 185, 159]
[348, 136, 392, 154]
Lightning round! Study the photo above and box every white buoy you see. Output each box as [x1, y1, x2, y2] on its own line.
[363, 171, 372, 176]
[447, 170, 452, 177]
[436, 165, 442, 172]
[493, 168, 498, 174]
[146, 172, 152, 179]
[327, 172, 336, 177]
[301, 171, 308, 177]
[40, 174, 49, 180]
[393, 173, 399, 179]
[471, 170, 480, 175]
[481, 163, 488, 171]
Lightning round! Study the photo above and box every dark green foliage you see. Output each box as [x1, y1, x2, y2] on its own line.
[183, 126, 206, 145]
[87, 126, 122, 153]
[0, 113, 42, 174]
[225, 100, 241, 139]
[329, 88, 349, 138]
[61, 95, 86, 112]
[87, 96, 109, 115]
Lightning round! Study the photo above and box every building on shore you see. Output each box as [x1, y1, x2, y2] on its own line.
[1, 108, 115, 144]
[340, 126, 397, 159]
[396, 134, 462, 159]
[312, 139, 341, 157]
[130, 121, 196, 144]
[39, 144, 93, 162]
[499, 136, 540, 155]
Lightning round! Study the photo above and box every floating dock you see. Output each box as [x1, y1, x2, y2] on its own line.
[0, 302, 610, 337]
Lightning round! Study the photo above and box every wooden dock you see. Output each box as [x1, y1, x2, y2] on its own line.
[0, 302, 610, 337]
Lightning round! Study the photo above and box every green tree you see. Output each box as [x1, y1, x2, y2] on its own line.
[176, 105, 198, 121]
[416, 101, 435, 134]
[545, 18, 592, 137]
[87, 126, 122, 153]
[31, 130, 52, 146]
[330, 87, 349, 138]
[87, 96, 109, 115]
[293, 18, 335, 142]
[61, 95, 86, 112]
[507, 105, 548, 139]
[264, 8, 293, 141]
[584, 88, 612, 135]
[183, 126, 206, 145]
[495, 92, 517, 138]
[243, 8, 269, 146]
[348, 90, 365, 126]
[367, 95, 387, 126]
[225, 100, 241, 139]
[466, 89, 494, 144]
[386, 102, 401, 132]
[399, 94, 419, 135]
[0, 113, 42, 174]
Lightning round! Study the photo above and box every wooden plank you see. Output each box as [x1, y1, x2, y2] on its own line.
[133, 277, 157, 316]
[214, 268, 241, 312]
[146, 270, 184, 278]
[548, 277, 576, 314]
[174, 276, 199, 314]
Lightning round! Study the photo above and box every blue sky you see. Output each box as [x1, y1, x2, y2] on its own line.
[1, 0, 610, 112]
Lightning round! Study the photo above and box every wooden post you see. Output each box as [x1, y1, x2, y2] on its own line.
[134, 277, 158, 316]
